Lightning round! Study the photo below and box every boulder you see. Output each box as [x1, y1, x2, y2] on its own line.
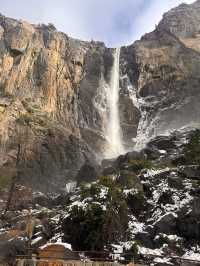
[154, 213, 177, 235]
[76, 159, 100, 184]
[158, 191, 174, 205]
[135, 231, 154, 249]
[147, 136, 177, 151]
[178, 166, 200, 180]
[127, 150, 147, 161]
[32, 192, 52, 208]
[177, 214, 200, 239]
[168, 174, 184, 190]
[0, 238, 26, 265]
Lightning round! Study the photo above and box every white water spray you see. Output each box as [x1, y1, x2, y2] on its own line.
[105, 47, 124, 158]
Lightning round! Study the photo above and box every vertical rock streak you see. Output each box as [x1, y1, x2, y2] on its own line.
[105, 47, 124, 158]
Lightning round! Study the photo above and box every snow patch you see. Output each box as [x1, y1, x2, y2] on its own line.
[154, 257, 172, 265]
[138, 246, 163, 256]
[40, 242, 72, 250]
[129, 216, 145, 235]
[99, 187, 108, 199]
[65, 181, 77, 194]
[182, 251, 200, 261]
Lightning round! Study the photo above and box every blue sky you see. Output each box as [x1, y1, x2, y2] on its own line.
[0, 0, 195, 47]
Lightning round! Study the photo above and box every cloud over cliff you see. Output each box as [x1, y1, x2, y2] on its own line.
[0, 0, 195, 46]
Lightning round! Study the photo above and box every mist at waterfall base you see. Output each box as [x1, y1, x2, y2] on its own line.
[104, 48, 125, 159]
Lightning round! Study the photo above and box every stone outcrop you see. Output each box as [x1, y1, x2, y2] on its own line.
[120, 0, 200, 147]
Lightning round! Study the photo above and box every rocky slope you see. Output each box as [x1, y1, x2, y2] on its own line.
[0, 1, 200, 265]
[1, 127, 200, 265]
[120, 0, 200, 148]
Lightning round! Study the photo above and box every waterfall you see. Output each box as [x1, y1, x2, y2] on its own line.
[105, 47, 124, 159]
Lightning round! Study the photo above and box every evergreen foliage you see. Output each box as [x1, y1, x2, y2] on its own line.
[62, 176, 132, 251]
[184, 129, 200, 164]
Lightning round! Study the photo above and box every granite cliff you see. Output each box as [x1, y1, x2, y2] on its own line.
[0, 0, 200, 193]
[120, 0, 200, 148]
[0, 1, 200, 265]
[0, 12, 139, 192]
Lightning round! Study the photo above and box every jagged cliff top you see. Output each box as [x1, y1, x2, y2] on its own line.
[1, 0, 200, 50]
[0, 12, 106, 50]
[158, 0, 200, 38]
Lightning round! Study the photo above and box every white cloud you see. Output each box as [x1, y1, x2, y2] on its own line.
[0, 0, 197, 47]
[42, 0, 145, 46]
[128, 0, 196, 44]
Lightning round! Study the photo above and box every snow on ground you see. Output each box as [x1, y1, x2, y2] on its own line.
[153, 257, 173, 265]
[40, 242, 72, 250]
[138, 246, 163, 256]
[182, 251, 200, 261]
[65, 181, 77, 194]
[120, 241, 133, 250]
[68, 200, 88, 210]
[49, 232, 64, 242]
[124, 188, 138, 196]
[159, 150, 167, 154]
[159, 234, 183, 243]
[111, 244, 123, 260]
[31, 236, 43, 245]
[128, 216, 145, 235]
[99, 187, 108, 199]
[153, 212, 178, 225]
[143, 168, 171, 179]
[152, 179, 169, 203]
[143, 166, 194, 225]
[172, 191, 193, 210]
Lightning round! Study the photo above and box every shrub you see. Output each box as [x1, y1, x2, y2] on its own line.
[103, 188, 128, 244]
[63, 185, 129, 251]
[0, 175, 13, 189]
[79, 182, 91, 199]
[79, 182, 101, 200]
[99, 175, 114, 187]
[126, 190, 145, 216]
[184, 129, 200, 164]
[117, 170, 143, 190]
[62, 203, 105, 251]
[124, 242, 140, 262]
[128, 159, 153, 172]
[90, 183, 101, 198]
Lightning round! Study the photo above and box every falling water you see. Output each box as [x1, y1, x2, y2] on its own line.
[105, 47, 124, 158]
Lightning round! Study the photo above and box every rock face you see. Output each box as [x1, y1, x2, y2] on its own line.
[1, 2, 200, 264]
[0, 15, 114, 192]
[120, 0, 200, 148]
[0, 14, 140, 192]
[159, 1, 200, 43]
[1, 0, 200, 192]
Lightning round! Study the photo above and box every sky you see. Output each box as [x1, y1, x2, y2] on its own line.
[0, 0, 195, 47]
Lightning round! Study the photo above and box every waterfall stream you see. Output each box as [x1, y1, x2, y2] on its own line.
[105, 47, 124, 159]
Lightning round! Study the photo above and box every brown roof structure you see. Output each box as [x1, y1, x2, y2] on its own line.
[38, 243, 79, 261]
